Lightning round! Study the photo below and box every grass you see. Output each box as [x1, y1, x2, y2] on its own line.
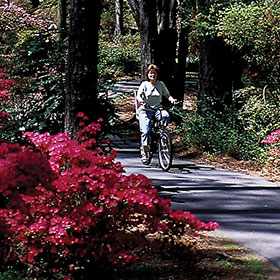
[2, 232, 277, 280]
[111, 232, 278, 280]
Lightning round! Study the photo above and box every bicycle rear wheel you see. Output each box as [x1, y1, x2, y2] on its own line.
[158, 129, 172, 171]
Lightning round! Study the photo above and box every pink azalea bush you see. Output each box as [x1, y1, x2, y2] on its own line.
[0, 1, 54, 34]
[261, 129, 280, 167]
[0, 113, 219, 279]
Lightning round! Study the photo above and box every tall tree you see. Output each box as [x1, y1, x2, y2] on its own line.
[114, 0, 123, 41]
[175, 25, 189, 101]
[138, 0, 157, 80]
[154, 0, 178, 98]
[58, 0, 67, 40]
[29, 0, 39, 8]
[65, 0, 101, 134]
[198, 37, 235, 111]
[127, 0, 140, 26]
[128, 0, 187, 101]
[196, 2, 244, 111]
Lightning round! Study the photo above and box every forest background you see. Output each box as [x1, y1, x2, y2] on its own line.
[1, 0, 280, 168]
[1, 0, 280, 279]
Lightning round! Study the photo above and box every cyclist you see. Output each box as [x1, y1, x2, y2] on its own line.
[136, 64, 176, 163]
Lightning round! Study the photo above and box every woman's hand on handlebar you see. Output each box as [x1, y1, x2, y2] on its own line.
[168, 96, 177, 104]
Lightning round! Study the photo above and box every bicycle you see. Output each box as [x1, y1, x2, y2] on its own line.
[134, 91, 174, 171]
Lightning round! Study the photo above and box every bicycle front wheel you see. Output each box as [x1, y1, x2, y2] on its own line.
[158, 129, 173, 171]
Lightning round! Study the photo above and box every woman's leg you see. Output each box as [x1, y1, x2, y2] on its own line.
[138, 110, 154, 157]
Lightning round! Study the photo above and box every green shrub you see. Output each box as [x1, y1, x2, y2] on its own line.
[236, 87, 280, 161]
[98, 34, 141, 80]
[0, 266, 28, 280]
[176, 90, 279, 161]
[1, 30, 66, 142]
[177, 84, 280, 162]
[177, 105, 247, 157]
[216, 1, 280, 86]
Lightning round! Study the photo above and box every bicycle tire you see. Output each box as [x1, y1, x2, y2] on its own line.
[158, 129, 172, 171]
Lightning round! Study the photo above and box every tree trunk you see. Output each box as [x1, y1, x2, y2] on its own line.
[175, 26, 189, 101]
[58, 0, 67, 40]
[154, 0, 178, 98]
[174, 0, 189, 102]
[30, 0, 39, 8]
[138, 0, 157, 80]
[65, 0, 101, 135]
[114, 0, 124, 41]
[128, 0, 186, 101]
[198, 37, 234, 112]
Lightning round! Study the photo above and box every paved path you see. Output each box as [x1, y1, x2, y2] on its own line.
[109, 77, 198, 96]
[111, 135, 280, 269]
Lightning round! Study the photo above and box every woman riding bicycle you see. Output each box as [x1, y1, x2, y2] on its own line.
[136, 64, 176, 163]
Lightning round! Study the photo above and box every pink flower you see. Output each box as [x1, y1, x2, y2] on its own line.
[77, 112, 84, 118]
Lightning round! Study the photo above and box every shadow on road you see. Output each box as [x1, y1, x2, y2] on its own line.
[114, 136, 280, 268]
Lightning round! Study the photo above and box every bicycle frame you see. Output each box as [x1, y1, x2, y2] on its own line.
[149, 109, 173, 171]
[134, 90, 173, 171]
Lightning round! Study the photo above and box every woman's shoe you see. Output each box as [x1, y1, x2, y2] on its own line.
[140, 146, 149, 164]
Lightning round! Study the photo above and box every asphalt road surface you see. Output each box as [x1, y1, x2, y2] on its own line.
[112, 135, 280, 269]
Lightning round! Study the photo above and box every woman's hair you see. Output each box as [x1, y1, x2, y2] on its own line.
[145, 64, 159, 80]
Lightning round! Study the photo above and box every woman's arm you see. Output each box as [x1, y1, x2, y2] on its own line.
[136, 82, 146, 103]
[160, 81, 177, 104]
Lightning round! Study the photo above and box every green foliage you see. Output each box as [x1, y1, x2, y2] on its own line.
[0, 266, 28, 280]
[245, 257, 268, 280]
[3, 93, 64, 142]
[37, 0, 59, 13]
[100, 0, 136, 40]
[181, 0, 237, 55]
[177, 105, 248, 158]
[2, 30, 66, 142]
[176, 89, 279, 161]
[181, 0, 280, 88]
[235, 87, 280, 161]
[0, 2, 66, 142]
[98, 0, 140, 80]
[216, 1, 280, 86]
[177, 0, 280, 163]
[98, 34, 141, 80]
[181, 0, 255, 36]
[14, 30, 34, 47]
[236, 88, 280, 138]
[100, 0, 117, 36]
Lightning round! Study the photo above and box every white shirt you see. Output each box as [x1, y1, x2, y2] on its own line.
[136, 80, 169, 111]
